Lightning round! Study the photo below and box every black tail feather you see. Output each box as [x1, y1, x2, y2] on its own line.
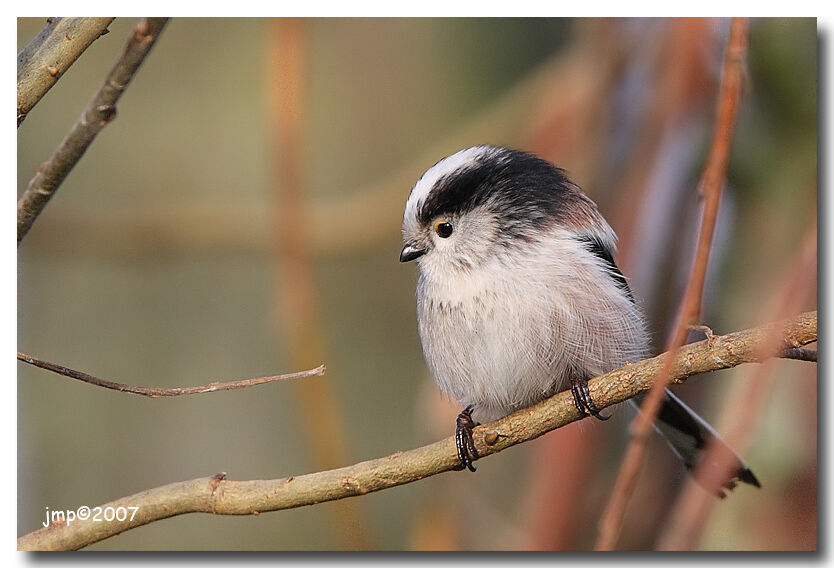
[630, 389, 760, 497]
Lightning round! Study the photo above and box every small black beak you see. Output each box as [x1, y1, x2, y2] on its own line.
[399, 245, 426, 263]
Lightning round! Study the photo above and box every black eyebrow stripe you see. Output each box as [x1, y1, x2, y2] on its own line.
[417, 165, 494, 225]
[416, 147, 577, 231]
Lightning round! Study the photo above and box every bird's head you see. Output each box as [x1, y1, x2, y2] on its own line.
[400, 145, 614, 277]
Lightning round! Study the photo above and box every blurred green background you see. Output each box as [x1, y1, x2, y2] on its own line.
[17, 17, 817, 550]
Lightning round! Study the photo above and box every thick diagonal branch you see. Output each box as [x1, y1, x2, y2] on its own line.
[17, 17, 116, 126]
[17, 17, 168, 244]
[17, 311, 817, 551]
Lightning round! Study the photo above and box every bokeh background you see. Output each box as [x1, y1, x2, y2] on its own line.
[17, 17, 817, 550]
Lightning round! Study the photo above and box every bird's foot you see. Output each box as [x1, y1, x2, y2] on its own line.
[455, 405, 480, 471]
[570, 376, 609, 420]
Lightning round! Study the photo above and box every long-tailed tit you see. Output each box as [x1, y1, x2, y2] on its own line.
[400, 145, 759, 495]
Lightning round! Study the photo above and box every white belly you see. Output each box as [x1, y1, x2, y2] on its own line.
[415, 259, 648, 422]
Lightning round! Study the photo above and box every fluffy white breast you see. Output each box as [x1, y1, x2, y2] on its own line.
[416, 229, 649, 422]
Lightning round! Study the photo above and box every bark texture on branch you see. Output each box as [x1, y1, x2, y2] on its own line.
[17, 17, 168, 244]
[17, 311, 817, 551]
[17, 17, 116, 126]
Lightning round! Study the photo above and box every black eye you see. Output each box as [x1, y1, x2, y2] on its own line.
[435, 221, 453, 238]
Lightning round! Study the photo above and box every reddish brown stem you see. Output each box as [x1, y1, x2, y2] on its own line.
[657, 221, 817, 550]
[595, 18, 749, 551]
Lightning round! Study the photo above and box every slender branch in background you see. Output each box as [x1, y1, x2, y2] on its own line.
[17, 311, 817, 551]
[270, 18, 371, 548]
[17, 17, 168, 245]
[596, 17, 749, 551]
[17, 17, 115, 126]
[17, 352, 325, 397]
[657, 221, 817, 550]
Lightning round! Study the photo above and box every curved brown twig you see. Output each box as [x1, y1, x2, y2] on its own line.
[17, 352, 325, 397]
[18, 311, 817, 551]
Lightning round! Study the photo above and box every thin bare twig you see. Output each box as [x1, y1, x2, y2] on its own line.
[17, 311, 817, 551]
[17, 17, 116, 126]
[18, 352, 325, 397]
[17, 17, 168, 244]
[596, 18, 749, 551]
